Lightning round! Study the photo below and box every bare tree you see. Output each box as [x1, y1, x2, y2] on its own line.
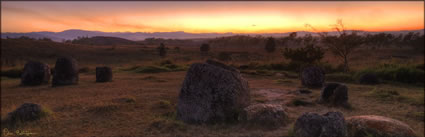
[319, 20, 365, 72]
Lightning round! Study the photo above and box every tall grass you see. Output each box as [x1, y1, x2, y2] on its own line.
[355, 63, 424, 84]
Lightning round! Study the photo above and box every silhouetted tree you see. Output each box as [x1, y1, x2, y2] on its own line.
[200, 43, 210, 54]
[282, 45, 324, 65]
[320, 20, 364, 72]
[289, 32, 297, 39]
[265, 37, 276, 53]
[365, 33, 394, 49]
[402, 32, 424, 51]
[158, 43, 167, 57]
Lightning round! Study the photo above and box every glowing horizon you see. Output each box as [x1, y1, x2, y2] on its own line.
[1, 1, 424, 33]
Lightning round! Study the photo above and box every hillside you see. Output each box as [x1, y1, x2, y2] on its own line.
[70, 36, 140, 46]
[2, 29, 423, 42]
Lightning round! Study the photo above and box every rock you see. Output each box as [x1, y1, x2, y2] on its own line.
[96, 66, 113, 82]
[346, 115, 417, 137]
[358, 73, 379, 85]
[4, 103, 45, 125]
[320, 112, 348, 137]
[21, 61, 51, 86]
[294, 112, 347, 137]
[243, 104, 288, 128]
[52, 57, 79, 86]
[177, 60, 250, 124]
[297, 89, 312, 94]
[294, 112, 325, 137]
[301, 66, 325, 88]
[319, 82, 349, 107]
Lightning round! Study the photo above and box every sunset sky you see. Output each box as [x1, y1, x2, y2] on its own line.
[1, 1, 424, 33]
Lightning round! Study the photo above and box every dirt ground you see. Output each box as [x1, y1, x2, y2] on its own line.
[1, 70, 423, 137]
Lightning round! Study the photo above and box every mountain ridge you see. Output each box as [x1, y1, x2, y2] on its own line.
[2, 29, 424, 42]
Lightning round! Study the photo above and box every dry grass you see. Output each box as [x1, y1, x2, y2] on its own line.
[1, 70, 423, 137]
[1, 41, 424, 137]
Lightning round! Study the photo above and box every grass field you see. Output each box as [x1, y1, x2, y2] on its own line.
[1, 40, 424, 137]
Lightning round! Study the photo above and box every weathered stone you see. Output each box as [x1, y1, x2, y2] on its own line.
[52, 57, 79, 86]
[21, 61, 51, 86]
[301, 66, 325, 88]
[294, 112, 347, 137]
[346, 115, 417, 137]
[243, 104, 288, 128]
[319, 82, 349, 107]
[177, 60, 250, 124]
[96, 66, 112, 82]
[358, 73, 379, 85]
[5, 103, 44, 124]
[320, 112, 348, 137]
[294, 112, 326, 137]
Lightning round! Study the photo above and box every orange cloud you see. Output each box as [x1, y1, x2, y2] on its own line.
[1, 1, 423, 33]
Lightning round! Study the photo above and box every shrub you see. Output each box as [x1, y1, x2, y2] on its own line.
[265, 37, 276, 53]
[158, 43, 167, 57]
[355, 64, 424, 84]
[217, 52, 232, 62]
[200, 43, 210, 54]
[1, 68, 22, 78]
[282, 45, 324, 65]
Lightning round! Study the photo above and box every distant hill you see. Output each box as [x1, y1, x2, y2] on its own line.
[71, 36, 139, 46]
[2, 29, 423, 42]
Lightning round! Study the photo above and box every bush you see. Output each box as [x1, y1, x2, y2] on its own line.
[282, 45, 324, 65]
[355, 64, 424, 84]
[200, 43, 210, 54]
[265, 37, 276, 53]
[157, 43, 167, 57]
[217, 52, 232, 62]
[1, 68, 22, 78]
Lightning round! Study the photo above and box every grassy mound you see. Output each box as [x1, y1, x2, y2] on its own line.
[355, 64, 424, 84]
